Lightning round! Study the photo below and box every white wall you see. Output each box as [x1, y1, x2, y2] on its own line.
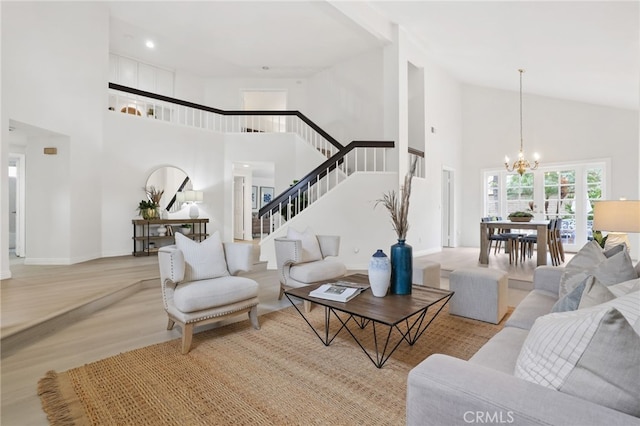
[423, 61, 464, 248]
[260, 172, 401, 270]
[203, 78, 309, 112]
[307, 49, 385, 145]
[102, 112, 226, 256]
[25, 135, 71, 263]
[2, 2, 109, 267]
[460, 84, 639, 253]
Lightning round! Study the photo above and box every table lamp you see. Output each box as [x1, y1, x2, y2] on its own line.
[184, 190, 204, 219]
[592, 200, 640, 251]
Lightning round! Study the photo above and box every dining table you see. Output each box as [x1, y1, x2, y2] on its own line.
[479, 220, 550, 266]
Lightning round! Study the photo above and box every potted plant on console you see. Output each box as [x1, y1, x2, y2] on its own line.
[137, 200, 159, 220]
[179, 223, 192, 235]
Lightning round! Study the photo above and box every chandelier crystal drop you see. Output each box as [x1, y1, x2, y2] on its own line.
[505, 69, 540, 176]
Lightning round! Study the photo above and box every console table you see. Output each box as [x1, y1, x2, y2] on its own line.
[131, 218, 208, 256]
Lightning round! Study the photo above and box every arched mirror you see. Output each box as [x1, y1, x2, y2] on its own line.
[146, 166, 192, 212]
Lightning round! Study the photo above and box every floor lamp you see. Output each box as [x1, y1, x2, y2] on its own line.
[592, 200, 640, 252]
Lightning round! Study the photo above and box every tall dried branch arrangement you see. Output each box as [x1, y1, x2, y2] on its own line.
[144, 186, 164, 206]
[375, 157, 418, 240]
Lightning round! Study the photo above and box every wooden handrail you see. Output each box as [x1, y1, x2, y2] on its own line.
[258, 140, 394, 217]
[109, 83, 399, 225]
[109, 83, 343, 151]
[408, 147, 425, 158]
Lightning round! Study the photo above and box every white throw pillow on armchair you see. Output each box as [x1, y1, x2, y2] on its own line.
[175, 231, 229, 281]
[286, 226, 323, 263]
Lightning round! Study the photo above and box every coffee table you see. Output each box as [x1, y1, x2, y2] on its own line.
[284, 274, 454, 368]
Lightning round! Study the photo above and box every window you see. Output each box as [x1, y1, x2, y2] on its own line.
[483, 162, 606, 251]
[506, 172, 534, 214]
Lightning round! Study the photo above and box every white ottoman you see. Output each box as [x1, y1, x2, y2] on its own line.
[412, 259, 441, 288]
[449, 267, 508, 324]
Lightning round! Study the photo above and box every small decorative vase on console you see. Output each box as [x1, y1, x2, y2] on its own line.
[368, 249, 391, 297]
[390, 239, 412, 295]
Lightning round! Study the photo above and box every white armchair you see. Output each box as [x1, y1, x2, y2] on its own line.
[158, 233, 260, 354]
[275, 227, 346, 311]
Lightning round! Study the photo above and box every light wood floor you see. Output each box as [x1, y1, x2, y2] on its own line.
[0, 245, 560, 425]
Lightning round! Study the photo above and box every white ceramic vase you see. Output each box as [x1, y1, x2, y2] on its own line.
[368, 249, 391, 297]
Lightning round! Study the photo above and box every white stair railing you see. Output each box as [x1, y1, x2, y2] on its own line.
[257, 144, 392, 239]
[108, 84, 341, 159]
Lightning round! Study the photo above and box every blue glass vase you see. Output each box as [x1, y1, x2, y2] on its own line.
[390, 239, 412, 295]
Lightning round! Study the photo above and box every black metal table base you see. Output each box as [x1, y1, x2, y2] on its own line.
[285, 293, 453, 368]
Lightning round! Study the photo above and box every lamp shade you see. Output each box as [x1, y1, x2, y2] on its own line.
[181, 190, 203, 203]
[593, 200, 640, 233]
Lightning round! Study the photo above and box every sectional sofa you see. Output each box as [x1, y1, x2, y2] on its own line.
[407, 242, 640, 426]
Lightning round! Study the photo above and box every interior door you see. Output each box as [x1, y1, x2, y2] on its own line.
[233, 177, 244, 240]
[441, 169, 454, 247]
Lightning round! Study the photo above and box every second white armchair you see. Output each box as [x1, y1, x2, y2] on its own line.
[274, 227, 346, 311]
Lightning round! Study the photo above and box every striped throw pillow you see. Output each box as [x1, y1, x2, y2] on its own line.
[515, 291, 640, 416]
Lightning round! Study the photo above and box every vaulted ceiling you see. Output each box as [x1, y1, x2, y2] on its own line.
[109, 1, 639, 110]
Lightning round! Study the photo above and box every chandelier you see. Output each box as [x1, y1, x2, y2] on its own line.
[505, 69, 539, 175]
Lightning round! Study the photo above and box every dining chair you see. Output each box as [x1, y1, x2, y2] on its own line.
[482, 217, 508, 254]
[520, 218, 562, 266]
[555, 218, 565, 263]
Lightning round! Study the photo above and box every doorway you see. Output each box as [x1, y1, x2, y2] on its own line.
[233, 176, 245, 240]
[442, 168, 454, 247]
[8, 154, 25, 258]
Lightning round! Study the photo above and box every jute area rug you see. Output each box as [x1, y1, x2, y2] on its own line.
[38, 303, 511, 426]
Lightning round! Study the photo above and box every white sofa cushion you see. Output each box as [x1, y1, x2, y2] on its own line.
[514, 291, 640, 416]
[469, 327, 530, 374]
[173, 276, 258, 313]
[175, 232, 229, 281]
[289, 258, 346, 284]
[287, 226, 323, 263]
[504, 290, 558, 330]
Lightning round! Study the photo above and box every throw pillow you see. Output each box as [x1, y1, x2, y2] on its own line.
[577, 276, 615, 309]
[550, 276, 591, 313]
[287, 227, 323, 263]
[603, 243, 625, 258]
[515, 293, 640, 416]
[596, 290, 640, 334]
[559, 249, 637, 298]
[175, 232, 229, 281]
[609, 278, 640, 298]
[565, 240, 607, 269]
[558, 241, 606, 297]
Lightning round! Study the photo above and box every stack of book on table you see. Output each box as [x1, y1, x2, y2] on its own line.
[309, 280, 370, 302]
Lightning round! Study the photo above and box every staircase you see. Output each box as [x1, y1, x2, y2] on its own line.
[108, 83, 424, 240]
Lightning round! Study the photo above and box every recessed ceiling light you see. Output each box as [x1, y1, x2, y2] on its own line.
[145, 40, 155, 49]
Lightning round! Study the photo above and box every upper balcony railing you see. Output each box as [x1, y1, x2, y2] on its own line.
[109, 83, 425, 238]
[108, 83, 343, 158]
